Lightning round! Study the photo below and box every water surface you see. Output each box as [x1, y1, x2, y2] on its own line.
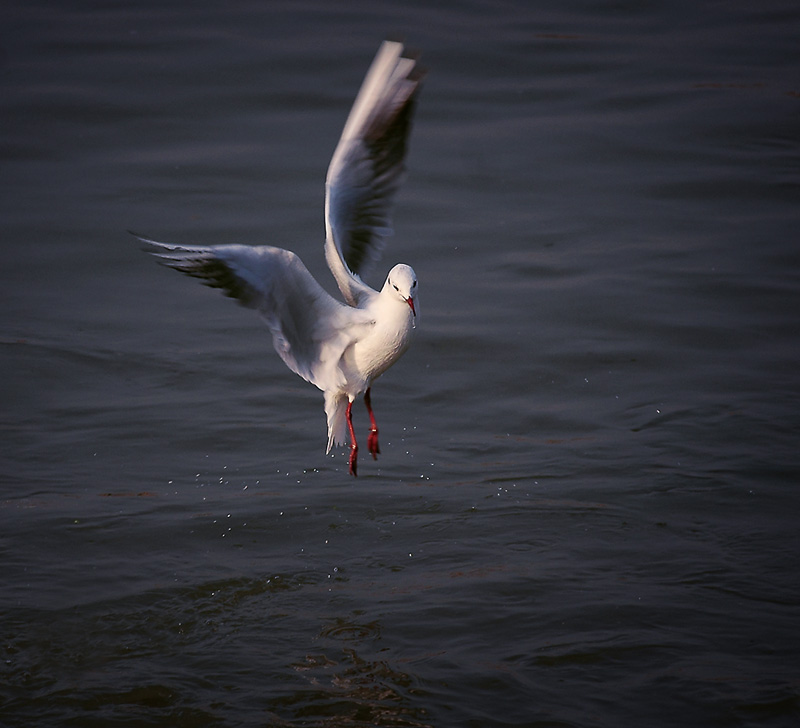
[2, 1, 799, 726]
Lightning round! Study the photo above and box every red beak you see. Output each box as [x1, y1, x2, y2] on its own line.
[407, 297, 416, 316]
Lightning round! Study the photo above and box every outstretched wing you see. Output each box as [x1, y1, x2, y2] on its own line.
[136, 233, 370, 391]
[324, 40, 424, 307]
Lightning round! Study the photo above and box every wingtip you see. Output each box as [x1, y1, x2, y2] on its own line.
[131, 231, 189, 254]
[380, 37, 405, 54]
[129, 230, 162, 250]
[380, 37, 424, 70]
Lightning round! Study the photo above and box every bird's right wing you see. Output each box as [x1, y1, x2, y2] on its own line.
[324, 40, 424, 306]
[137, 234, 371, 390]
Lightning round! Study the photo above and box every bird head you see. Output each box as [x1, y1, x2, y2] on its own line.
[384, 264, 418, 318]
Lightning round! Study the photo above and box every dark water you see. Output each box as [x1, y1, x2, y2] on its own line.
[2, 1, 799, 726]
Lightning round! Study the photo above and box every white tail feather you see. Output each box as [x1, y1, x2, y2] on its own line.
[324, 391, 350, 453]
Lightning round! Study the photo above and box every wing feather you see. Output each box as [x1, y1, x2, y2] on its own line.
[324, 41, 424, 306]
[136, 234, 369, 390]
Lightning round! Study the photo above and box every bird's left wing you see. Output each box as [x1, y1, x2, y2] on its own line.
[324, 40, 424, 307]
[137, 234, 369, 390]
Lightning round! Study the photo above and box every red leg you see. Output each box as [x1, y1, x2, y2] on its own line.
[364, 387, 380, 460]
[346, 399, 358, 476]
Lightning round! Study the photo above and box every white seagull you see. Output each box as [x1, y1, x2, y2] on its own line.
[136, 40, 424, 476]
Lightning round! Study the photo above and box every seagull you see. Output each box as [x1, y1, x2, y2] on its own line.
[136, 40, 424, 476]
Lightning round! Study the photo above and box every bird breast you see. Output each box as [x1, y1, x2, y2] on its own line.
[352, 306, 415, 382]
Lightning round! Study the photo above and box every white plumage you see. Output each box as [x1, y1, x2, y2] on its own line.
[137, 41, 424, 476]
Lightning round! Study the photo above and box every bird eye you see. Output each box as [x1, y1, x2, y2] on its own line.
[392, 283, 399, 291]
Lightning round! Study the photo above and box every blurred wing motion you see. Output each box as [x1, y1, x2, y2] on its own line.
[134, 234, 368, 390]
[324, 40, 424, 306]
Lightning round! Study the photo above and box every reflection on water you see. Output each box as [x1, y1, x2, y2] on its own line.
[286, 618, 432, 728]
